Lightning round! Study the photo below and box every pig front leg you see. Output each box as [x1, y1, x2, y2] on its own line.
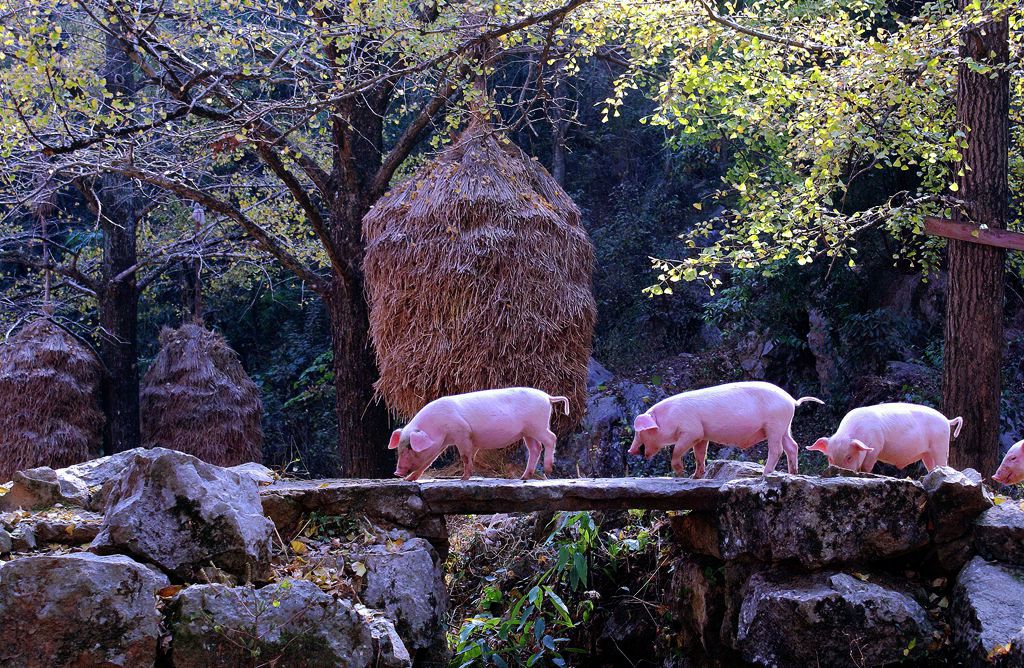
[860, 447, 880, 473]
[454, 438, 475, 481]
[671, 437, 697, 477]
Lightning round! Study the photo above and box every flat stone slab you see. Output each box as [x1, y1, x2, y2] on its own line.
[420, 477, 724, 514]
[262, 477, 723, 525]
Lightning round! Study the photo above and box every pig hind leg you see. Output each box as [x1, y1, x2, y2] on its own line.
[928, 429, 950, 469]
[538, 429, 557, 476]
[521, 437, 543, 480]
[782, 431, 800, 474]
[763, 426, 789, 475]
[692, 440, 709, 479]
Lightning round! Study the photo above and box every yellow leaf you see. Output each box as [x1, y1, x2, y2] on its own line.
[353, 561, 366, 577]
[318, 482, 330, 489]
[994, 495, 1007, 505]
[988, 642, 1013, 659]
[158, 585, 184, 598]
[693, 202, 702, 211]
[291, 540, 308, 555]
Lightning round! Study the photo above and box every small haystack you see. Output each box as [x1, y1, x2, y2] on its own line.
[363, 117, 596, 437]
[140, 323, 262, 466]
[0, 318, 104, 479]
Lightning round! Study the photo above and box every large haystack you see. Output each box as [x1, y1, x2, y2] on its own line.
[0, 318, 104, 479]
[363, 118, 596, 437]
[140, 323, 262, 466]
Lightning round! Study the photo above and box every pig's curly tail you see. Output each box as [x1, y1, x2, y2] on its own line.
[548, 396, 570, 415]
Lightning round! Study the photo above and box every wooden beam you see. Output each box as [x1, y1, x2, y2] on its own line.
[924, 216, 1024, 252]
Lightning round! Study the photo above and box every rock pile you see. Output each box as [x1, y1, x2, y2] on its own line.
[0, 448, 426, 667]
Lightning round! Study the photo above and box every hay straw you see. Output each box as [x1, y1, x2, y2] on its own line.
[0, 318, 104, 478]
[363, 118, 596, 438]
[140, 323, 262, 466]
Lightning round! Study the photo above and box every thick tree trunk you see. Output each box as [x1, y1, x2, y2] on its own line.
[324, 89, 393, 478]
[942, 5, 1008, 476]
[325, 278, 391, 478]
[97, 33, 140, 454]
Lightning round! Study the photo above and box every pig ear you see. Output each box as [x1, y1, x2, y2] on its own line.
[851, 439, 872, 452]
[807, 438, 829, 453]
[388, 429, 402, 450]
[409, 429, 434, 452]
[634, 413, 658, 432]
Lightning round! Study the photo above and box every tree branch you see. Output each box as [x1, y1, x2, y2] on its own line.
[109, 165, 329, 293]
[695, 0, 841, 55]
[371, 82, 459, 198]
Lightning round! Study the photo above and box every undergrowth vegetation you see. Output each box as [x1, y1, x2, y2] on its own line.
[447, 509, 677, 667]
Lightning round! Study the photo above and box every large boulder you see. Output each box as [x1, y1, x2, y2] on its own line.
[168, 580, 411, 667]
[921, 467, 992, 542]
[974, 503, 1024, 566]
[0, 552, 168, 667]
[952, 557, 1024, 666]
[92, 448, 274, 581]
[673, 473, 930, 568]
[0, 449, 276, 513]
[353, 537, 449, 662]
[736, 571, 934, 667]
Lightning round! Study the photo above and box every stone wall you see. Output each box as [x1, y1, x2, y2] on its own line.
[0, 450, 1020, 667]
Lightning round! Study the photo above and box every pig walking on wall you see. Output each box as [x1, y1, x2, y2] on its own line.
[808, 402, 962, 472]
[994, 439, 1024, 484]
[628, 381, 824, 478]
[388, 387, 569, 481]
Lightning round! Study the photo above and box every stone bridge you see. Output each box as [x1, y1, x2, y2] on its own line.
[259, 461, 976, 567]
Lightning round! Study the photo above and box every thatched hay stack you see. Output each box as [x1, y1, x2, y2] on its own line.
[363, 118, 596, 437]
[140, 323, 262, 466]
[0, 318, 104, 479]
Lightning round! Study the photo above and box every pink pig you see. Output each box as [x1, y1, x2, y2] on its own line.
[388, 387, 569, 481]
[808, 403, 962, 472]
[628, 381, 824, 478]
[993, 440, 1024, 485]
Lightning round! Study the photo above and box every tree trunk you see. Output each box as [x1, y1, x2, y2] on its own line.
[325, 277, 391, 478]
[324, 88, 393, 478]
[550, 72, 570, 185]
[96, 33, 141, 454]
[942, 4, 1008, 476]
